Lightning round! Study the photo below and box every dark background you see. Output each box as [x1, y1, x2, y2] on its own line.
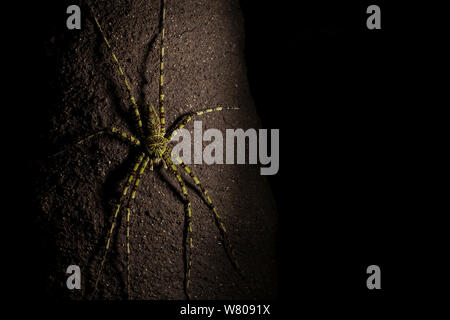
[240, 1, 396, 313]
[6, 0, 445, 316]
[238, 1, 445, 315]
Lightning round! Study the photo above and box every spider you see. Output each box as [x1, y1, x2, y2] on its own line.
[58, 0, 242, 299]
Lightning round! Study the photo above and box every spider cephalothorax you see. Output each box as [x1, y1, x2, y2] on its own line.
[144, 105, 168, 161]
[61, 1, 243, 300]
[146, 134, 168, 159]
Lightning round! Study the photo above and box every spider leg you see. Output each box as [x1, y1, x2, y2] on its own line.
[92, 152, 146, 298]
[89, 6, 144, 136]
[79, 127, 140, 147]
[162, 153, 193, 300]
[51, 127, 140, 158]
[166, 106, 239, 141]
[123, 155, 150, 299]
[125, 208, 131, 297]
[149, 159, 154, 171]
[159, 0, 167, 135]
[174, 156, 242, 275]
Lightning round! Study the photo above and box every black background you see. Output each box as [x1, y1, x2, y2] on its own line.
[240, 1, 395, 314]
[5, 0, 445, 317]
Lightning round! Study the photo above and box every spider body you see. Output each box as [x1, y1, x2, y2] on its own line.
[146, 136, 168, 160]
[60, 1, 243, 299]
[146, 134, 167, 161]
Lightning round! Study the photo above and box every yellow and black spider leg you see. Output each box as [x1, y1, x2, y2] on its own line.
[162, 153, 194, 300]
[149, 158, 155, 171]
[166, 106, 239, 141]
[89, 6, 144, 136]
[92, 152, 146, 297]
[76, 127, 141, 147]
[123, 155, 150, 299]
[51, 127, 140, 158]
[175, 156, 242, 275]
[159, 0, 167, 135]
